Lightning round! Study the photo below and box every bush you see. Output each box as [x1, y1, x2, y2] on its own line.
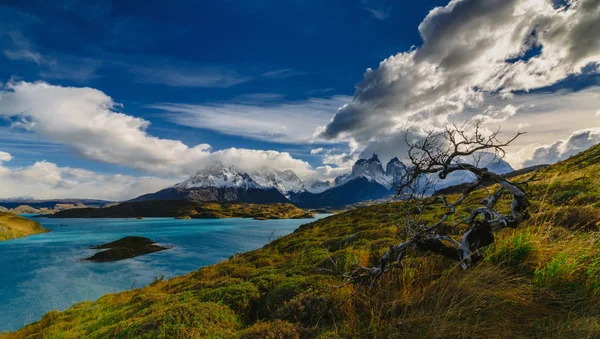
[95, 301, 240, 338]
[198, 282, 260, 313]
[271, 292, 336, 327]
[259, 276, 328, 316]
[239, 320, 300, 339]
[540, 206, 600, 231]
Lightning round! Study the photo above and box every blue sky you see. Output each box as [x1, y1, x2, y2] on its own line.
[0, 0, 448, 171]
[0, 0, 599, 200]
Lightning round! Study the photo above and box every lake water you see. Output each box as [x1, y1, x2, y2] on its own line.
[0, 214, 329, 331]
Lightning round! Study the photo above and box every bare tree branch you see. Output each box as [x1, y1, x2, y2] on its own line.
[337, 122, 532, 287]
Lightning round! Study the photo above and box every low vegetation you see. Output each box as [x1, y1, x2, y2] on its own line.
[4, 145, 600, 338]
[50, 201, 315, 220]
[0, 212, 48, 241]
[84, 236, 171, 262]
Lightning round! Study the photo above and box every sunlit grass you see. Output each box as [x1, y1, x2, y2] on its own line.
[4, 144, 600, 338]
[0, 212, 48, 241]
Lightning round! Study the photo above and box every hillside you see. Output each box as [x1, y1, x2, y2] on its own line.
[0, 212, 48, 241]
[50, 201, 315, 220]
[5, 144, 600, 338]
[0, 199, 112, 215]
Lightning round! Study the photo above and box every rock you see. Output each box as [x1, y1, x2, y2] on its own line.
[175, 215, 192, 220]
[84, 236, 171, 262]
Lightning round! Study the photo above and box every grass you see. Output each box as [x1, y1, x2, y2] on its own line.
[0, 212, 48, 241]
[4, 144, 600, 338]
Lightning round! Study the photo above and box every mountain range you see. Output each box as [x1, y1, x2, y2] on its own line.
[128, 153, 514, 208]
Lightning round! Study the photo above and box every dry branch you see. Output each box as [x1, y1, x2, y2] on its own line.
[343, 122, 536, 287]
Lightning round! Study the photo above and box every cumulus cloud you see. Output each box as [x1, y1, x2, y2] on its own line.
[0, 151, 12, 162]
[522, 128, 600, 166]
[0, 154, 175, 200]
[472, 104, 520, 124]
[322, 152, 358, 167]
[0, 81, 317, 180]
[318, 0, 600, 155]
[152, 95, 351, 144]
[310, 147, 324, 155]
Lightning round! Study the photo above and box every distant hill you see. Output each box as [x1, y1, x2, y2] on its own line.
[0, 212, 48, 241]
[0, 199, 112, 214]
[49, 201, 314, 220]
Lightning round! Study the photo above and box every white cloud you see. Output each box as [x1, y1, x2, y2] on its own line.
[0, 156, 175, 201]
[152, 95, 351, 144]
[261, 68, 305, 79]
[361, 0, 390, 20]
[322, 152, 358, 167]
[0, 151, 12, 162]
[0, 81, 318, 181]
[3, 31, 46, 65]
[2, 32, 101, 82]
[522, 128, 600, 167]
[317, 0, 600, 164]
[310, 147, 324, 155]
[472, 104, 520, 124]
[131, 64, 250, 88]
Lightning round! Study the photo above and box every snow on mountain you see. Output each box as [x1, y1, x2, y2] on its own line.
[173, 163, 307, 195]
[174, 162, 265, 190]
[306, 180, 333, 194]
[250, 167, 305, 194]
[335, 154, 392, 188]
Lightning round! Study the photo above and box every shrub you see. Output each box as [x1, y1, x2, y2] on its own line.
[239, 320, 299, 339]
[540, 206, 600, 231]
[271, 292, 336, 327]
[259, 276, 328, 316]
[95, 301, 240, 338]
[198, 282, 260, 313]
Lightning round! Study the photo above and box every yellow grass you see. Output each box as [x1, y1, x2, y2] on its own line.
[0, 212, 48, 241]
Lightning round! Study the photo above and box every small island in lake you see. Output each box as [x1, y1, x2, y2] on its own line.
[84, 236, 171, 262]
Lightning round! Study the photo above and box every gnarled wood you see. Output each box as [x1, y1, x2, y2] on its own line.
[342, 121, 537, 286]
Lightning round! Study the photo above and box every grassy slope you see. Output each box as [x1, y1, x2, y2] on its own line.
[5, 145, 600, 338]
[50, 201, 315, 220]
[0, 212, 48, 241]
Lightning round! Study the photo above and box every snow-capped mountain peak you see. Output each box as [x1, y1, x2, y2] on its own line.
[306, 180, 333, 193]
[335, 153, 392, 188]
[174, 163, 264, 190]
[249, 167, 305, 194]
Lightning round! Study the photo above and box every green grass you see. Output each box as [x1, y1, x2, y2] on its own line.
[0, 212, 48, 241]
[5, 144, 600, 338]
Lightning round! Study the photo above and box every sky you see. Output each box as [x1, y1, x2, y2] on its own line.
[0, 0, 599, 200]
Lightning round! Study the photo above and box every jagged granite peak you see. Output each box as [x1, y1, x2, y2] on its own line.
[335, 153, 389, 188]
[250, 167, 305, 194]
[385, 157, 404, 176]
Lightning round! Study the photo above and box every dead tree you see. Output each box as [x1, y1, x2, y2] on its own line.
[344, 121, 537, 285]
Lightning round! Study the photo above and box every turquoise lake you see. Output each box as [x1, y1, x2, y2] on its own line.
[0, 214, 329, 331]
